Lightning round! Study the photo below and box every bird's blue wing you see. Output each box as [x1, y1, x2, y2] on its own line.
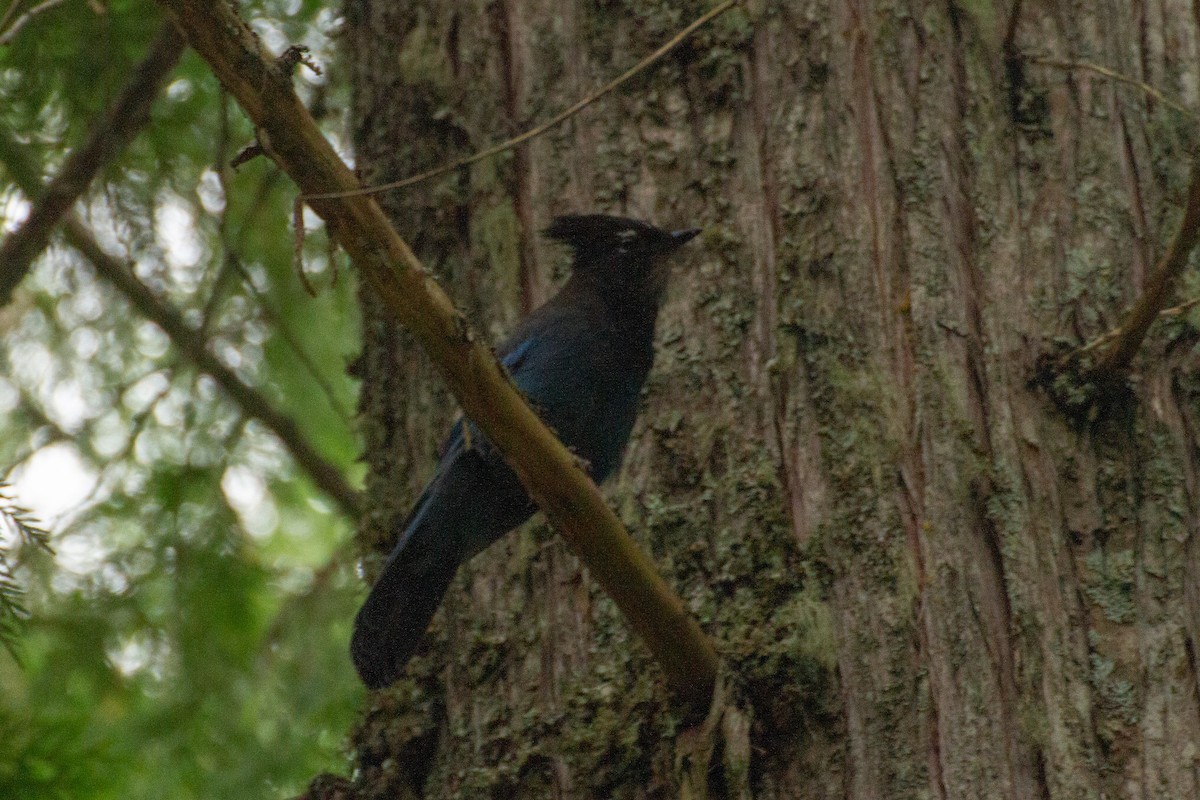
[417, 333, 546, 485]
[501, 335, 538, 375]
[495, 321, 635, 480]
[425, 336, 540, 466]
[499, 317, 595, 411]
[417, 317, 597, 508]
[500, 331, 570, 403]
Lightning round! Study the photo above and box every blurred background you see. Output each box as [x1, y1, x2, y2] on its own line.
[0, 3, 364, 797]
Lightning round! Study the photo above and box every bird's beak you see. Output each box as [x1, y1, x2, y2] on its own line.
[670, 227, 702, 247]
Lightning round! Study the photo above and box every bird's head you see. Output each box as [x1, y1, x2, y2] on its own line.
[544, 214, 700, 305]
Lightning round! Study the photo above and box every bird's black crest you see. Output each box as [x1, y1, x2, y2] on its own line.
[543, 214, 668, 257]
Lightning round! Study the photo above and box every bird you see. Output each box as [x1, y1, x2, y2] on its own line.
[350, 213, 701, 689]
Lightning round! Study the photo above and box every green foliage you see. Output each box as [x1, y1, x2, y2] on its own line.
[0, 1, 365, 797]
[0, 483, 52, 659]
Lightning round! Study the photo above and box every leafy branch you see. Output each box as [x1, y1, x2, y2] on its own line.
[0, 21, 185, 307]
[0, 481, 52, 660]
[0, 129, 364, 519]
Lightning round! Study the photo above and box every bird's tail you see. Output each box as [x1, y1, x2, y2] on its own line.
[350, 517, 460, 689]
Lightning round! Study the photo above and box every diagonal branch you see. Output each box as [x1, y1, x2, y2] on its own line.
[0, 132, 364, 519]
[0, 21, 185, 306]
[1085, 158, 1200, 381]
[156, 0, 719, 706]
[0, 0, 68, 45]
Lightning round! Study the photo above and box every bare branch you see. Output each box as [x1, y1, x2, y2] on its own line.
[1159, 294, 1200, 318]
[0, 21, 185, 306]
[156, 0, 719, 706]
[1088, 159, 1200, 381]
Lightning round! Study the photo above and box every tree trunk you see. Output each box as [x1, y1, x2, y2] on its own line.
[343, 1, 1200, 797]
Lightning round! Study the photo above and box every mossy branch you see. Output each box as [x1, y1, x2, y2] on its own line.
[1030, 59, 1200, 416]
[155, 0, 719, 706]
[1028, 57, 1200, 382]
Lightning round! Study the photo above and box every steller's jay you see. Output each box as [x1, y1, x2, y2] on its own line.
[351, 214, 701, 689]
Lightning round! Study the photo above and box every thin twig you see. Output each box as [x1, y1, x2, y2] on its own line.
[0, 0, 67, 45]
[199, 89, 237, 336]
[1029, 56, 1196, 119]
[206, 162, 355, 428]
[54, 377, 175, 531]
[1075, 325, 1119, 355]
[1159, 294, 1200, 317]
[1077, 294, 1200, 356]
[225, 248, 356, 428]
[231, 141, 266, 168]
[292, 196, 316, 296]
[302, 0, 739, 201]
[257, 551, 346, 653]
